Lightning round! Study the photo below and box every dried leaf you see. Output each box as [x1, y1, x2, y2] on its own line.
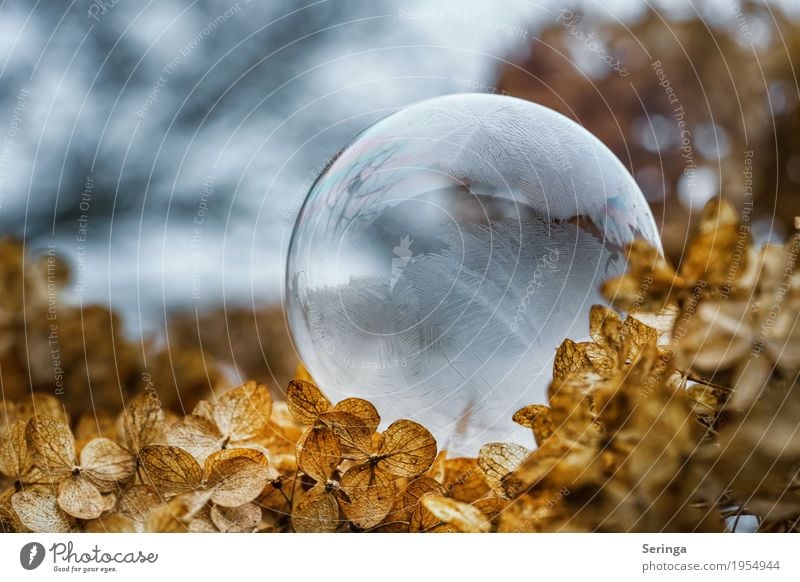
[511, 405, 544, 429]
[202, 447, 268, 483]
[210, 502, 261, 533]
[26, 416, 75, 479]
[332, 398, 380, 433]
[316, 411, 373, 460]
[12, 490, 71, 532]
[213, 381, 272, 442]
[146, 491, 212, 532]
[292, 485, 339, 533]
[442, 458, 489, 502]
[478, 443, 531, 498]
[58, 476, 104, 520]
[119, 485, 161, 522]
[206, 456, 270, 507]
[117, 393, 166, 453]
[297, 427, 341, 483]
[377, 420, 437, 478]
[80, 438, 136, 491]
[339, 464, 395, 529]
[287, 379, 332, 425]
[166, 415, 223, 464]
[139, 445, 202, 496]
[0, 419, 32, 479]
[422, 495, 491, 533]
[553, 339, 593, 383]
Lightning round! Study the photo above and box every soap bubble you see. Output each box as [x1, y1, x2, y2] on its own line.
[285, 94, 660, 455]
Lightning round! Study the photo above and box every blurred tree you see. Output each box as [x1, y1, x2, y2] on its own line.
[497, 3, 799, 259]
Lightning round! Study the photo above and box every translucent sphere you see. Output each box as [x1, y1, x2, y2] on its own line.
[285, 94, 660, 455]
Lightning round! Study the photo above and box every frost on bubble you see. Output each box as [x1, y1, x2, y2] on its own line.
[286, 94, 660, 455]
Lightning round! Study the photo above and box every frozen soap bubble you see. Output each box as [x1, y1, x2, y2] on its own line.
[285, 93, 660, 455]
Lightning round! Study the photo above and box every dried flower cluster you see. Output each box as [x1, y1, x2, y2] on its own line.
[1, 198, 798, 532]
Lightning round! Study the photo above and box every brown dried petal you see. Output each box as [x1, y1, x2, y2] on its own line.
[210, 502, 261, 533]
[202, 447, 268, 483]
[26, 416, 76, 483]
[139, 445, 202, 496]
[117, 393, 166, 453]
[58, 476, 105, 520]
[192, 400, 215, 421]
[339, 464, 395, 529]
[316, 411, 373, 460]
[297, 427, 341, 483]
[206, 457, 270, 507]
[681, 198, 744, 285]
[422, 495, 491, 533]
[119, 485, 162, 522]
[553, 339, 593, 383]
[292, 485, 339, 533]
[332, 398, 380, 433]
[387, 476, 444, 526]
[167, 415, 224, 464]
[286, 379, 332, 425]
[0, 419, 32, 480]
[590, 305, 622, 346]
[187, 506, 217, 533]
[442, 458, 490, 502]
[478, 442, 531, 499]
[80, 438, 137, 491]
[12, 490, 71, 533]
[377, 420, 437, 478]
[409, 495, 454, 533]
[511, 405, 545, 429]
[213, 381, 272, 442]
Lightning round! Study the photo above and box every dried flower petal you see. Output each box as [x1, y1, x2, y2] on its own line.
[12, 489, 71, 532]
[166, 415, 223, 464]
[442, 458, 489, 502]
[332, 398, 380, 433]
[119, 485, 161, 522]
[339, 464, 394, 529]
[377, 420, 437, 478]
[139, 445, 202, 496]
[286, 379, 332, 425]
[80, 438, 136, 492]
[84, 513, 138, 533]
[316, 411, 373, 460]
[292, 485, 339, 533]
[117, 393, 166, 453]
[58, 476, 105, 520]
[213, 381, 272, 443]
[206, 456, 270, 507]
[297, 427, 341, 483]
[26, 416, 76, 480]
[478, 443, 530, 499]
[210, 502, 261, 533]
[422, 495, 491, 533]
[0, 419, 32, 480]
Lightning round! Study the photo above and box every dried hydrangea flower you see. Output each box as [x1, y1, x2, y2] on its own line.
[24, 416, 135, 520]
[166, 381, 275, 464]
[603, 199, 750, 312]
[677, 242, 800, 409]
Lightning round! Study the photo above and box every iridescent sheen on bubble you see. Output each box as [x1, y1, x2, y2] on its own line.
[286, 94, 660, 455]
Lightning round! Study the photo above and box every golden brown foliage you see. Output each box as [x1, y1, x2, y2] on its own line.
[1, 199, 798, 532]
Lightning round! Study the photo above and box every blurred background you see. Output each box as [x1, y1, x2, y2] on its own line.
[1, 0, 798, 414]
